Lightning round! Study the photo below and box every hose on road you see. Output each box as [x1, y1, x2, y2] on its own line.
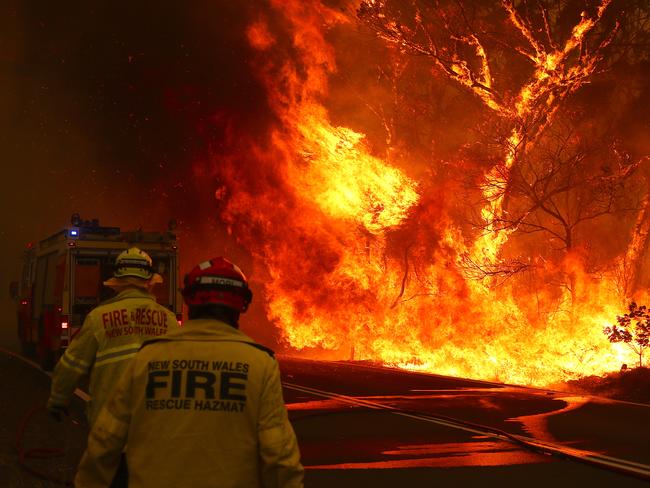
[1, 346, 87, 486]
[15, 404, 77, 487]
[14, 405, 82, 487]
[14, 405, 74, 487]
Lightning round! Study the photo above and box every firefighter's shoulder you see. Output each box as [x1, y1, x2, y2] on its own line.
[140, 336, 275, 358]
[241, 341, 275, 358]
[93, 294, 127, 309]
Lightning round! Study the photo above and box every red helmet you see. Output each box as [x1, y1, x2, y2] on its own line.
[182, 257, 253, 312]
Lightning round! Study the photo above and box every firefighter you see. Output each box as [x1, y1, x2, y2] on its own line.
[75, 257, 304, 488]
[47, 247, 178, 425]
[49, 247, 178, 487]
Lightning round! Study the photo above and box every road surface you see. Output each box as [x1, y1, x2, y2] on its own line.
[1, 350, 649, 487]
[280, 357, 650, 487]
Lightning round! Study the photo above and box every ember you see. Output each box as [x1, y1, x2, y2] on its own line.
[214, 0, 649, 386]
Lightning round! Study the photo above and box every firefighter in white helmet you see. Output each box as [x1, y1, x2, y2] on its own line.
[48, 247, 180, 485]
[75, 257, 304, 488]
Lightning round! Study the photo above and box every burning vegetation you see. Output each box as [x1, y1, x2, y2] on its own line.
[211, 0, 650, 387]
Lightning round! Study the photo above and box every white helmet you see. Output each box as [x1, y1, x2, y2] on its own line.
[103, 247, 162, 288]
[113, 247, 154, 280]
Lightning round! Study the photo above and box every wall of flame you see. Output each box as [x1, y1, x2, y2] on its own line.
[210, 0, 646, 386]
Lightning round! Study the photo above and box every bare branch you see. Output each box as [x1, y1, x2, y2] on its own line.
[460, 253, 532, 286]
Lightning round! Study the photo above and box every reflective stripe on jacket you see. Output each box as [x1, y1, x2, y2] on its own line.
[48, 287, 179, 426]
[75, 319, 304, 488]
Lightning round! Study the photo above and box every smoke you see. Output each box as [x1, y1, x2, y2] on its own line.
[0, 0, 277, 347]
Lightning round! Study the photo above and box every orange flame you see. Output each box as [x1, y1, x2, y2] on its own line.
[214, 0, 636, 387]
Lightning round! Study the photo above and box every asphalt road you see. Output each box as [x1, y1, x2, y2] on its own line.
[1, 350, 649, 487]
[280, 357, 650, 487]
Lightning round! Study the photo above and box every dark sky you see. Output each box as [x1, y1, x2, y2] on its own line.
[0, 1, 275, 347]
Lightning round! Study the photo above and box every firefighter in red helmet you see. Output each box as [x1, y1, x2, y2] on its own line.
[75, 257, 304, 488]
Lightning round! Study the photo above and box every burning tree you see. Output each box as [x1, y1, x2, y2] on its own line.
[460, 116, 642, 293]
[359, 0, 650, 299]
[358, 0, 619, 264]
[619, 160, 650, 297]
[209, 0, 650, 386]
[604, 302, 650, 367]
[482, 118, 641, 254]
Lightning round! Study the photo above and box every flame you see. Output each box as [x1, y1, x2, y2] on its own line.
[289, 115, 419, 234]
[246, 20, 276, 50]
[213, 0, 638, 387]
[472, 1, 614, 264]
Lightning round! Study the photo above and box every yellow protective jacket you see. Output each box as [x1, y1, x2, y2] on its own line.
[48, 287, 179, 426]
[75, 319, 304, 488]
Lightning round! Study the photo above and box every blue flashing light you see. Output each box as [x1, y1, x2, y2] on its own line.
[69, 228, 79, 237]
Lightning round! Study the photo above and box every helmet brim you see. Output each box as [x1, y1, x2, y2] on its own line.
[103, 273, 163, 288]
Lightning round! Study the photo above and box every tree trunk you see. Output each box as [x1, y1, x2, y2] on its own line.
[624, 188, 650, 297]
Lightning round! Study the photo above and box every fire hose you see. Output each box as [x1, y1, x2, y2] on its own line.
[15, 404, 78, 487]
[0, 347, 87, 486]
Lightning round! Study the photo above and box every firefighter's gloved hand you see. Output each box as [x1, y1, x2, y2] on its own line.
[48, 405, 69, 422]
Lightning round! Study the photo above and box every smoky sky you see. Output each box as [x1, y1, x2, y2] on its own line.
[0, 0, 279, 347]
[4, 1, 271, 178]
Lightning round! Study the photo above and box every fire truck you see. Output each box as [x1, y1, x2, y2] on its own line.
[13, 214, 182, 370]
